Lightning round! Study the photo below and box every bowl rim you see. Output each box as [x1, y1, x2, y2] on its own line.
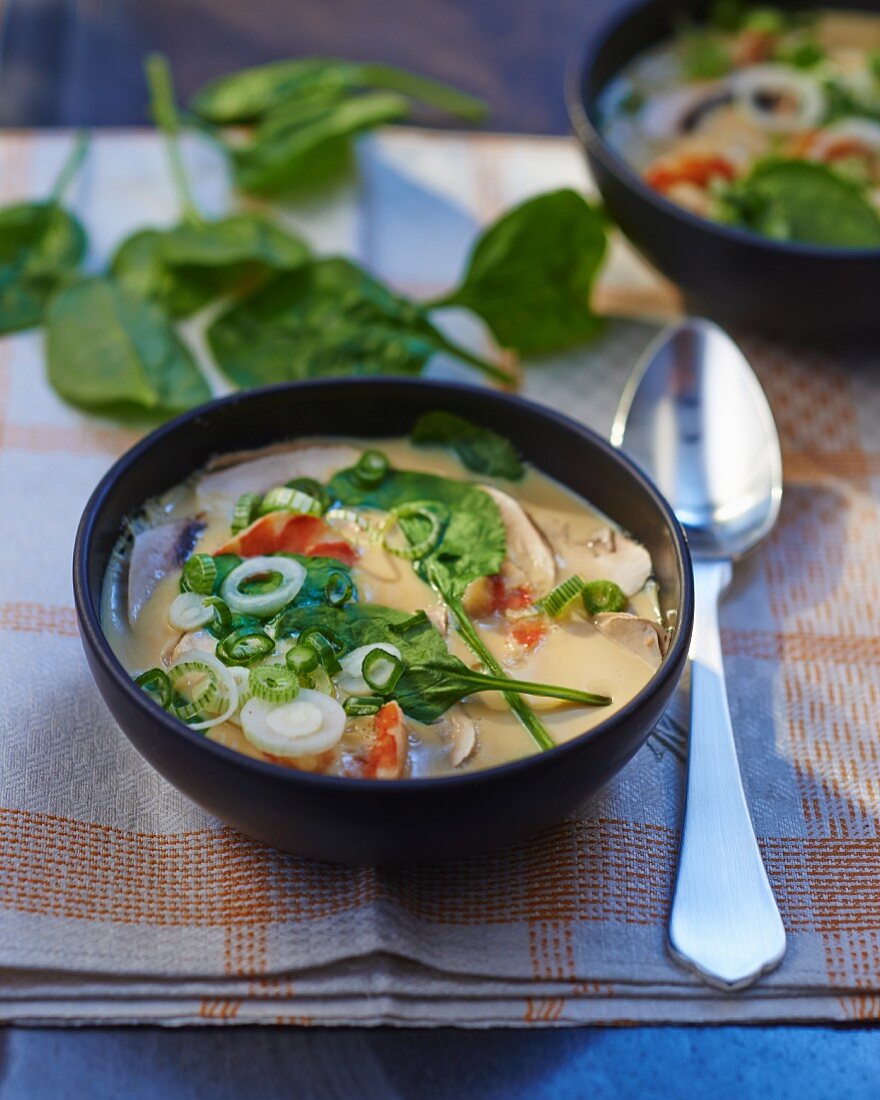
[564, 0, 880, 261]
[73, 377, 694, 795]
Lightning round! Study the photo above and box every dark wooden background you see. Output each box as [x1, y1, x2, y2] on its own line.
[0, 0, 616, 131]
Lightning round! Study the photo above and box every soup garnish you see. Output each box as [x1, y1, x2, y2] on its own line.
[102, 418, 668, 779]
[600, 4, 880, 246]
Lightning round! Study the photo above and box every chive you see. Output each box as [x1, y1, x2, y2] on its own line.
[536, 574, 585, 618]
[248, 664, 300, 703]
[362, 648, 404, 696]
[135, 668, 172, 709]
[343, 695, 383, 717]
[215, 625, 275, 665]
[232, 492, 262, 534]
[324, 570, 354, 608]
[354, 449, 389, 487]
[582, 579, 627, 616]
[180, 553, 218, 595]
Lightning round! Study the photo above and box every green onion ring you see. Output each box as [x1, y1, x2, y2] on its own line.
[204, 595, 233, 636]
[221, 555, 306, 617]
[135, 668, 172, 709]
[380, 501, 447, 561]
[216, 626, 276, 666]
[168, 660, 222, 719]
[536, 574, 586, 618]
[248, 665, 300, 704]
[361, 648, 404, 696]
[582, 579, 628, 616]
[324, 570, 354, 608]
[286, 643, 319, 677]
[259, 485, 323, 517]
[343, 696, 383, 717]
[180, 553, 218, 595]
[298, 629, 342, 677]
[354, 449, 389, 488]
[231, 492, 262, 534]
[285, 478, 331, 514]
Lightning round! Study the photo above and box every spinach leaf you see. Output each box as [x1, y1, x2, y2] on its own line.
[207, 257, 512, 386]
[276, 552, 356, 609]
[715, 159, 880, 247]
[0, 133, 88, 334]
[231, 92, 410, 194]
[327, 465, 507, 598]
[45, 277, 211, 415]
[432, 189, 608, 355]
[191, 58, 486, 126]
[111, 212, 310, 318]
[411, 411, 524, 480]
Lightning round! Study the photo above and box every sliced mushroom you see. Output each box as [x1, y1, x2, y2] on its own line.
[639, 82, 731, 141]
[446, 705, 477, 767]
[564, 526, 653, 597]
[164, 629, 217, 666]
[482, 486, 556, 595]
[128, 519, 205, 625]
[196, 443, 360, 505]
[593, 613, 666, 670]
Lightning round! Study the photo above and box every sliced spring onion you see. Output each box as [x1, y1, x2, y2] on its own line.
[536, 574, 585, 618]
[221, 555, 306, 617]
[168, 592, 214, 631]
[285, 643, 319, 677]
[324, 570, 354, 608]
[733, 64, 825, 133]
[204, 595, 233, 636]
[216, 625, 276, 666]
[180, 553, 217, 595]
[232, 492, 262, 534]
[582, 579, 627, 616]
[336, 643, 402, 695]
[168, 658, 222, 719]
[298, 628, 343, 677]
[259, 485, 323, 517]
[248, 664, 300, 704]
[361, 647, 404, 696]
[354, 449, 390, 488]
[379, 501, 446, 561]
[135, 668, 172, 709]
[286, 477, 331, 514]
[343, 695, 383, 717]
[240, 690, 346, 757]
[169, 651, 240, 730]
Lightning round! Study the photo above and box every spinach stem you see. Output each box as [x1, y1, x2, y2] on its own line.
[446, 667, 611, 708]
[432, 330, 515, 386]
[444, 591, 556, 752]
[49, 131, 90, 203]
[145, 53, 203, 225]
[357, 64, 488, 123]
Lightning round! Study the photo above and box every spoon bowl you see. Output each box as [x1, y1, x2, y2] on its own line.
[612, 319, 782, 559]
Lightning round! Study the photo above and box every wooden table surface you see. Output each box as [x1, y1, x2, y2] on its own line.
[0, 1, 877, 1096]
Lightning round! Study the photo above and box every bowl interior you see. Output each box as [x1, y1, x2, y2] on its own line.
[78, 379, 692, 782]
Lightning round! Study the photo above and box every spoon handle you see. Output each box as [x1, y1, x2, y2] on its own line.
[668, 559, 786, 990]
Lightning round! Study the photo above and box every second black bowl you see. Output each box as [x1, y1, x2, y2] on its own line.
[74, 380, 693, 864]
[568, 0, 880, 340]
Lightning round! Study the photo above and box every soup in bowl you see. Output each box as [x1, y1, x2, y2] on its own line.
[75, 381, 692, 862]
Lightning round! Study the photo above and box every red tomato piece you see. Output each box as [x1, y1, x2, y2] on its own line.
[215, 511, 357, 565]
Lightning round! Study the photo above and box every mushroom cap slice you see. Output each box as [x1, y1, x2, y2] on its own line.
[128, 518, 205, 625]
[482, 486, 556, 597]
[571, 527, 653, 597]
[593, 612, 665, 671]
[447, 705, 477, 767]
[197, 443, 360, 506]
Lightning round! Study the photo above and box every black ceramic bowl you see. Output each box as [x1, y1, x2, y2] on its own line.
[568, 0, 880, 340]
[74, 380, 693, 865]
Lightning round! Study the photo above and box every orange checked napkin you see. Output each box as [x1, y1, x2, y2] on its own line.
[0, 130, 878, 1025]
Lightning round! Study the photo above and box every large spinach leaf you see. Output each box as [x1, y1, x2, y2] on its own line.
[111, 212, 310, 318]
[0, 133, 88, 334]
[45, 277, 211, 415]
[207, 257, 512, 386]
[411, 411, 524, 480]
[716, 159, 880, 246]
[432, 189, 608, 355]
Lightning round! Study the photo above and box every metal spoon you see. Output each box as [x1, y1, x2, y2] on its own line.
[612, 318, 786, 991]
